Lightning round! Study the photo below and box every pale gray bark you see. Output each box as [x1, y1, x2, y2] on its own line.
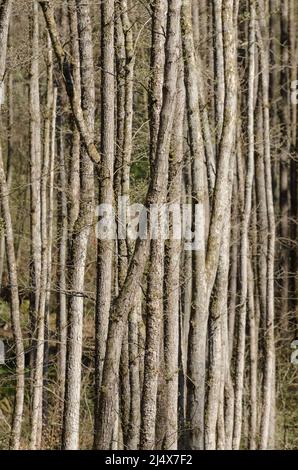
[126, 289, 142, 449]
[0, 0, 295, 452]
[205, 181, 233, 450]
[0, 144, 25, 450]
[0, 32, 12, 286]
[163, 68, 184, 450]
[205, 0, 237, 295]
[67, 0, 81, 238]
[140, 0, 168, 451]
[232, 1, 256, 449]
[30, 34, 54, 450]
[95, 0, 182, 449]
[39, 0, 100, 166]
[0, 1, 24, 450]
[256, 10, 276, 448]
[62, 0, 95, 449]
[213, 0, 225, 146]
[94, 0, 115, 447]
[181, 0, 207, 449]
[0, 0, 12, 85]
[29, 0, 42, 447]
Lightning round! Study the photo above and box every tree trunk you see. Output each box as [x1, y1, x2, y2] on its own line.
[94, 0, 115, 447]
[62, 0, 95, 449]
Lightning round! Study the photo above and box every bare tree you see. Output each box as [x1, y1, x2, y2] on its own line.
[0, 0, 24, 450]
[94, 0, 115, 445]
[62, 0, 95, 449]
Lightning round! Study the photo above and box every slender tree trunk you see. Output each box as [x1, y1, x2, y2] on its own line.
[0, 1, 25, 450]
[257, 13, 276, 448]
[126, 288, 142, 449]
[29, 0, 42, 447]
[30, 33, 55, 449]
[163, 67, 184, 450]
[0, 144, 25, 450]
[140, 0, 167, 450]
[181, 0, 207, 449]
[94, 0, 115, 448]
[62, 0, 95, 449]
[205, 180, 233, 450]
[0, 32, 12, 287]
[213, 0, 225, 146]
[232, 1, 255, 449]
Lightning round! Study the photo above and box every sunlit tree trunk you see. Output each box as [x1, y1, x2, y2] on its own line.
[29, 0, 43, 449]
[62, 0, 95, 449]
[94, 0, 115, 447]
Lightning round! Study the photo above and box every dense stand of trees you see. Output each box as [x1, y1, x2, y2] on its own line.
[0, 0, 297, 450]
